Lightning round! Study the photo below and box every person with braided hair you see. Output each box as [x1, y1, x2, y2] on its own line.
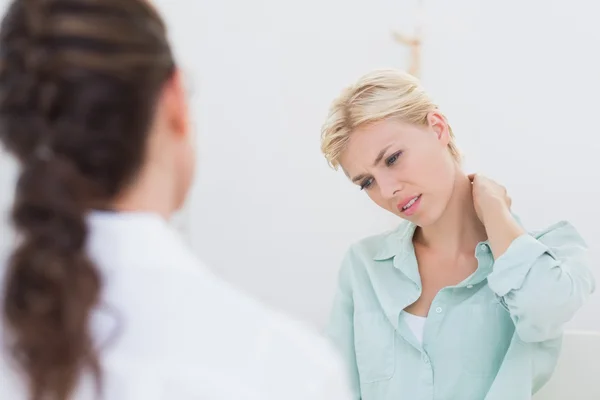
[0, 1, 351, 399]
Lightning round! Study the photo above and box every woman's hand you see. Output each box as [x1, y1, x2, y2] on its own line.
[468, 173, 524, 259]
[468, 173, 512, 225]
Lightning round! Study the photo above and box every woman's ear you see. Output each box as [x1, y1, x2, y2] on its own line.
[427, 111, 450, 146]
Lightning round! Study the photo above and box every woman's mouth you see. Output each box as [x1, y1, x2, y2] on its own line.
[398, 194, 422, 215]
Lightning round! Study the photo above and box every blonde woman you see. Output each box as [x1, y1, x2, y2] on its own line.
[321, 69, 595, 400]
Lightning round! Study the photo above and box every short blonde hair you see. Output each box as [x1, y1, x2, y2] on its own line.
[320, 69, 461, 169]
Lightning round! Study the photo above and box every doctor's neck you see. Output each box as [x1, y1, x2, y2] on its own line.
[109, 159, 180, 220]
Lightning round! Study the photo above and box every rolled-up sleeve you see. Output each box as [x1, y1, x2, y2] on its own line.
[487, 221, 596, 343]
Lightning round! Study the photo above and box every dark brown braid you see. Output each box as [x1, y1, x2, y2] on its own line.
[0, 0, 175, 399]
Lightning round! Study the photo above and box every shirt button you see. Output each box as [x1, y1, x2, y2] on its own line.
[467, 285, 473, 289]
[435, 307, 443, 313]
[422, 354, 430, 364]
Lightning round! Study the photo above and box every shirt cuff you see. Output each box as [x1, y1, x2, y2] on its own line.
[487, 234, 553, 297]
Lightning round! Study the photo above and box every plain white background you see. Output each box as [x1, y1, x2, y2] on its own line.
[0, 0, 599, 331]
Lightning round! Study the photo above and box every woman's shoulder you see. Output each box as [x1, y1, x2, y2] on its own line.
[521, 218, 588, 248]
[335, 220, 414, 284]
[344, 220, 414, 260]
[529, 219, 582, 236]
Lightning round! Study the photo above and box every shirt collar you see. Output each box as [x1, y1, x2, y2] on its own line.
[371, 217, 505, 288]
[373, 221, 422, 285]
[373, 220, 416, 262]
[373, 211, 525, 263]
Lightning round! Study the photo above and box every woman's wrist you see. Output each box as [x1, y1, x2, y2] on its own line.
[482, 205, 526, 259]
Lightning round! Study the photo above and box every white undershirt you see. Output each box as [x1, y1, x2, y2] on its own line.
[402, 312, 427, 344]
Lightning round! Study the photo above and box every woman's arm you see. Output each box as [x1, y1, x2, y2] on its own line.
[484, 208, 596, 343]
[326, 248, 362, 400]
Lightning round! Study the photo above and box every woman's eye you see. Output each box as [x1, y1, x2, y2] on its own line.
[386, 151, 402, 166]
[360, 178, 374, 190]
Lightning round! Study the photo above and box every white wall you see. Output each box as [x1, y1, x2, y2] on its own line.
[155, 0, 600, 330]
[0, 0, 599, 331]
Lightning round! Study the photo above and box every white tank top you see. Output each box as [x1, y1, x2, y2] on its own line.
[402, 312, 427, 344]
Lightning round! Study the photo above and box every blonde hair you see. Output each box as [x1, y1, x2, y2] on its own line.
[320, 69, 460, 169]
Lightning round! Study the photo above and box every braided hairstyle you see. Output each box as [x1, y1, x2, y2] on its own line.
[0, 0, 175, 398]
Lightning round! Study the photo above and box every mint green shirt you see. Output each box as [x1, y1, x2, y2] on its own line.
[326, 219, 595, 400]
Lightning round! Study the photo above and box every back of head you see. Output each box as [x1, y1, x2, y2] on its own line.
[320, 68, 460, 168]
[0, 0, 175, 398]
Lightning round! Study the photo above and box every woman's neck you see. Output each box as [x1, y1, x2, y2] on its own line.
[414, 171, 487, 256]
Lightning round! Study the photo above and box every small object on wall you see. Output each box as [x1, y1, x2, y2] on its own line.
[391, 0, 425, 77]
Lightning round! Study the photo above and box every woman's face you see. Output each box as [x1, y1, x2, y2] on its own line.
[338, 113, 458, 227]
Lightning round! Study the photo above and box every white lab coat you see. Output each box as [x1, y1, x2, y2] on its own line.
[0, 211, 350, 399]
